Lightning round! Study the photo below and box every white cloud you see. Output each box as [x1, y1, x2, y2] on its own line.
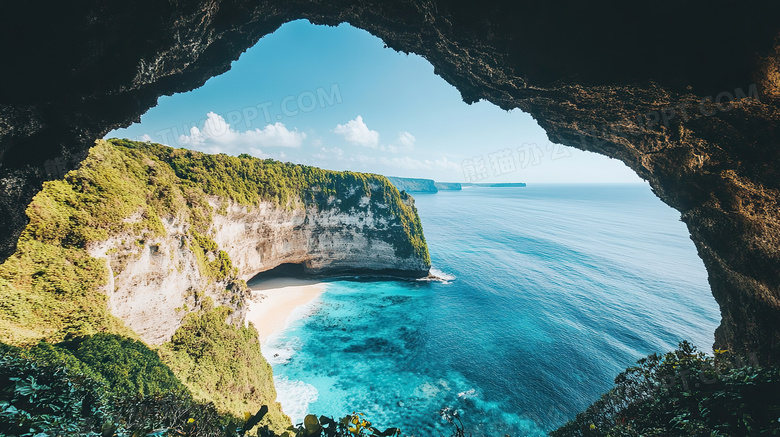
[178, 112, 306, 153]
[333, 115, 379, 148]
[397, 131, 416, 149]
[380, 156, 426, 170]
[326, 147, 345, 158]
[381, 131, 416, 153]
[248, 147, 266, 158]
[354, 155, 377, 164]
[311, 147, 345, 162]
[311, 147, 346, 162]
[139, 134, 154, 143]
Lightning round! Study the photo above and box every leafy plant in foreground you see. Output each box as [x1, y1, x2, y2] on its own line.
[552, 341, 780, 436]
[255, 411, 401, 437]
[0, 353, 107, 436]
[0, 349, 246, 437]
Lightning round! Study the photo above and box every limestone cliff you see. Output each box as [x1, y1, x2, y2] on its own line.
[0, 139, 430, 346]
[211, 198, 430, 280]
[96, 195, 429, 345]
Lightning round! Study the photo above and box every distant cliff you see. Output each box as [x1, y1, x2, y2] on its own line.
[388, 177, 529, 192]
[386, 176, 438, 193]
[387, 176, 462, 192]
[461, 182, 527, 188]
[434, 182, 463, 190]
[0, 139, 430, 346]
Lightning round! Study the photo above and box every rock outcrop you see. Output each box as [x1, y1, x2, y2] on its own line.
[88, 216, 247, 345]
[1, 2, 779, 363]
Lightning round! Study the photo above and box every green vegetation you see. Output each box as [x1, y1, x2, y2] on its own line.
[1, 335, 183, 398]
[0, 344, 394, 437]
[0, 339, 405, 437]
[67, 334, 186, 397]
[0, 348, 246, 436]
[0, 238, 134, 345]
[0, 139, 199, 345]
[552, 342, 780, 436]
[0, 350, 111, 436]
[160, 304, 290, 433]
[256, 412, 402, 437]
[190, 230, 237, 281]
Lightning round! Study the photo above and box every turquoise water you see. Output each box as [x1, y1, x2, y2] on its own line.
[264, 184, 720, 436]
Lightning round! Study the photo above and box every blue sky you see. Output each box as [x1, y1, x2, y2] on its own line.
[107, 20, 642, 183]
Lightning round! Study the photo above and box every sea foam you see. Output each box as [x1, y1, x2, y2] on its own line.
[273, 376, 319, 425]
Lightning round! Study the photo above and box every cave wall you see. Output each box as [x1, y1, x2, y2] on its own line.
[2, 1, 779, 363]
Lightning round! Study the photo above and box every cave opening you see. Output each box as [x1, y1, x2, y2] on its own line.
[101, 19, 722, 434]
[249, 262, 308, 282]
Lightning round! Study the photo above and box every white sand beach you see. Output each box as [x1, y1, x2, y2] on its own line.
[245, 278, 326, 346]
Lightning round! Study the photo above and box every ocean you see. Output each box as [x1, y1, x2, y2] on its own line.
[262, 184, 721, 436]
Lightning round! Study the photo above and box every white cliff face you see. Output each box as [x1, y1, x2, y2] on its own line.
[88, 196, 429, 345]
[211, 199, 429, 280]
[89, 218, 237, 344]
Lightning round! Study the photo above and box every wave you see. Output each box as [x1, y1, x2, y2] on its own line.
[419, 266, 456, 283]
[262, 335, 303, 365]
[273, 376, 319, 425]
[285, 297, 324, 329]
[458, 388, 477, 399]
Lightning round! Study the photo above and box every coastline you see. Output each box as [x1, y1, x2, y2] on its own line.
[244, 270, 438, 348]
[245, 277, 326, 346]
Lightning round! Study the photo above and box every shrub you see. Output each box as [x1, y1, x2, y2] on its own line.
[552, 341, 780, 436]
[67, 333, 186, 397]
[2, 335, 185, 397]
[255, 412, 402, 437]
[160, 306, 290, 433]
[0, 349, 246, 437]
[0, 352, 108, 436]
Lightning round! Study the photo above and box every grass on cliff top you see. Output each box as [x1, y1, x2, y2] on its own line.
[110, 138, 429, 264]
